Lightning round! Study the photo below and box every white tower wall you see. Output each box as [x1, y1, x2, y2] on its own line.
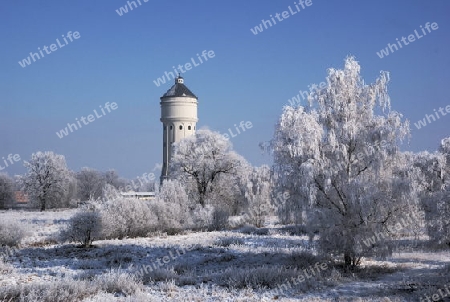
[159, 76, 198, 183]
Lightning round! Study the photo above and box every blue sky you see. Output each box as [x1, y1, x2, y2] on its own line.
[1, 0, 449, 179]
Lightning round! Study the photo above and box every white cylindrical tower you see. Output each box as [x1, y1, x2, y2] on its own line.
[160, 75, 198, 183]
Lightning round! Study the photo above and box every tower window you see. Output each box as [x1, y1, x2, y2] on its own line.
[188, 126, 191, 130]
[179, 125, 183, 130]
[170, 125, 173, 130]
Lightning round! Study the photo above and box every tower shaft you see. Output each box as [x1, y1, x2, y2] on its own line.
[159, 76, 198, 184]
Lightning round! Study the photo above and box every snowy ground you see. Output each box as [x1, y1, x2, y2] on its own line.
[1, 209, 449, 301]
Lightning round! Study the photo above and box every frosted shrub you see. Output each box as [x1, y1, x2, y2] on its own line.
[0, 271, 143, 302]
[190, 204, 214, 230]
[216, 265, 300, 289]
[154, 179, 192, 233]
[0, 219, 26, 247]
[100, 198, 157, 239]
[0, 257, 14, 274]
[0, 277, 96, 302]
[59, 210, 102, 247]
[209, 207, 230, 231]
[93, 270, 144, 296]
[149, 199, 185, 234]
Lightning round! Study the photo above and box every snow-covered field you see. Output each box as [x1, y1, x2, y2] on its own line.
[1, 209, 449, 302]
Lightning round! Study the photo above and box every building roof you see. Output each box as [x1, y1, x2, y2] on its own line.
[121, 192, 155, 197]
[161, 76, 197, 99]
[14, 191, 29, 204]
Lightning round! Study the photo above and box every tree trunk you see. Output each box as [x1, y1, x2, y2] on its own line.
[85, 230, 91, 248]
[198, 195, 205, 207]
[40, 198, 46, 211]
[344, 252, 352, 268]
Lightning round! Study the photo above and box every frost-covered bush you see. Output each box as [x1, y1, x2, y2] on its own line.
[59, 210, 102, 247]
[98, 180, 229, 237]
[93, 270, 144, 296]
[100, 198, 157, 239]
[209, 207, 230, 231]
[215, 265, 318, 290]
[0, 277, 96, 302]
[0, 271, 144, 302]
[149, 199, 186, 234]
[190, 204, 214, 230]
[154, 179, 192, 233]
[0, 257, 14, 274]
[0, 219, 26, 247]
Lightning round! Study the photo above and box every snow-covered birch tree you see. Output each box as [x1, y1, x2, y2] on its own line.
[414, 138, 450, 247]
[271, 57, 413, 267]
[22, 151, 72, 211]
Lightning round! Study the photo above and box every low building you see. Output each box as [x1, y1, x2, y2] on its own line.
[14, 191, 29, 208]
[120, 192, 155, 200]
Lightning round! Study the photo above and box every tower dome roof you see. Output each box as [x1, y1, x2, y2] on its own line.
[161, 75, 197, 99]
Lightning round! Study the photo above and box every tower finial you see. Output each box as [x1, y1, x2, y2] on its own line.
[176, 74, 184, 84]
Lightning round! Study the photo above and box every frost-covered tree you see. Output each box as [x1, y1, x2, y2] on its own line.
[271, 57, 413, 267]
[104, 169, 127, 190]
[22, 151, 72, 211]
[0, 173, 14, 209]
[170, 129, 247, 207]
[414, 138, 450, 247]
[76, 167, 105, 201]
[440, 137, 450, 177]
[243, 165, 272, 228]
[60, 172, 78, 208]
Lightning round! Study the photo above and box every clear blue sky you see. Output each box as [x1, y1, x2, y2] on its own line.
[1, 0, 449, 179]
